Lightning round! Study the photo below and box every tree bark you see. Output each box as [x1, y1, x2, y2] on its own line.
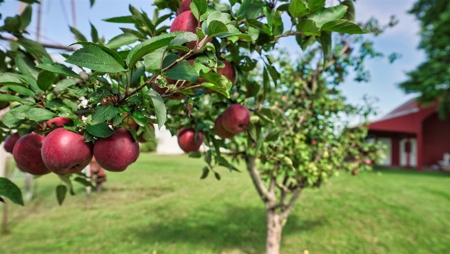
[266, 208, 283, 254]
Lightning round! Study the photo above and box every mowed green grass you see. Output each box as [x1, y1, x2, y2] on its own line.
[1, 153, 450, 254]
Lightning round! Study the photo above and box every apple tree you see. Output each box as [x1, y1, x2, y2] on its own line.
[0, 0, 389, 253]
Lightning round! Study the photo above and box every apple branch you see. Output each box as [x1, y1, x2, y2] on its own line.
[279, 186, 302, 220]
[246, 155, 275, 203]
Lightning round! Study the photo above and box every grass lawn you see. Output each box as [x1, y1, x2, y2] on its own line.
[1, 153, 449, 254]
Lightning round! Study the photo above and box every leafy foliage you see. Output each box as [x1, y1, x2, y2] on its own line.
[399, 0, 450, 118]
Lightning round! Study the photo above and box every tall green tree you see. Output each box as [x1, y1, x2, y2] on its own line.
[399, 0, 450, 117]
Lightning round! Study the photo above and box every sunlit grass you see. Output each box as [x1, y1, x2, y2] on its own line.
[1, 153, 449, 254]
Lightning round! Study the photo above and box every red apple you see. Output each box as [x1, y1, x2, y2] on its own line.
[46, 117, 71, 128]
[13, 133, 50, 175]
[93, 128, 140, 172]
[365, 159, 372, 165]
[170, 11, 199, 49]
[352, 169, 358, 176]
[177, 128, 204, 153]
[221, 104, 250, 134]
[4, 132, 21, 153]
[41, 128, 93, 175]
[214, 115, 236, 139]
[178, 0, 192, 15]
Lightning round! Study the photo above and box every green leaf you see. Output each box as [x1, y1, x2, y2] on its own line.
[189, 151, 202, 158]
[191, 0, 208, 20]
[26, 108, 56, 121]
[106, 33, 139, 49]
[56, 184, 67, 206]
[200, 166, 210, 179]
[2, 111, 23, 128]
[66, 46, 126, 73]
[86, 122, 115, 138]
[289, 0, 309, 18]
[19, 5, 33, 31]
[0, 73, 25, 85]
[63, 98, 78, 111]
[0, 177, 24, 206]
[37, 70, 56, 91]
[309, 5, 347, 28]
[36, 63, 81, 78]
[200, 73, 231, 97]
[322, 19, 369, 34]
[206, 11, 231, 27]
[319, 31, 332, 66]
[170, 32, 198, 47]
[165, 61, 198, 83]
[297, 19, 320, 36]
[4, 85, 36, 98]
[54, 79, 78, 92]
[9, 105, 32, 120]
[148, 90, 166, 129]
[69, 26, 87, 42]
[308, 0, 326, 14]
[341, 0, 355, 22]
[58, 175, 75, 195]
[126, 32, 181, 67]
[0, 94, 26, 103]
[3, 16, 21, 33]
[73, 176, 94, 188]
[143, 47, 166, 71]
[90, 0, 95, 7]
[72, 42, 126, 69]
[265, 129, 280, 142]
[245, 2, 263, 20]
[207, 20, 228, 36]
[91, 105, 119, 124]
[265, 63, 280, 85]
[103, 15, 136, 23]
[15, 54, 39, 80]
[214, 172, 221, 180]
[90, 22, 99, 43]
[217, 156, 240, 172]
[17, 37, 51, 60]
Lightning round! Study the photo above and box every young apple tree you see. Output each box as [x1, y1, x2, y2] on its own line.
[0, 0, 389, 253]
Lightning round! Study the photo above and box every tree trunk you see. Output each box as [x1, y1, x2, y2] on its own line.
[266, 209, 283, 254]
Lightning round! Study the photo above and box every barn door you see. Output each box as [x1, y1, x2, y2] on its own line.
[400, 138, 417, 167]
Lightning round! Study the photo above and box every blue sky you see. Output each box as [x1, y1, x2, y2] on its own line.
[0, 0, 425, 120]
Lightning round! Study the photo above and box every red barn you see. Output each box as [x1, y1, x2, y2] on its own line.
[367, 98, 450, 170]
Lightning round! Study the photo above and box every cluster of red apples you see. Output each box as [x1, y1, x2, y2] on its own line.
[164, 1, 251, 153]
[153, 0, 236, 99]
[177, 104, 251, 153]
[3, 117, 141, 176]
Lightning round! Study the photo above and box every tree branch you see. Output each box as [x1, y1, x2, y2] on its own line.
[279, 187, 302, 220]
[0, 36, 75, 51]
[245, 155, 275, 203]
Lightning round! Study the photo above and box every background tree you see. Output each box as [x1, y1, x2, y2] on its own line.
[399, 0, 450, 118]
[0, 0, 388, 253]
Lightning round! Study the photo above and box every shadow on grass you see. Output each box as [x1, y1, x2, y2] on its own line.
[129, 205, 327, 253]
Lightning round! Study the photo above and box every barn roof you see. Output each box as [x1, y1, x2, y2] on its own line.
[368, 98, 437, 133]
